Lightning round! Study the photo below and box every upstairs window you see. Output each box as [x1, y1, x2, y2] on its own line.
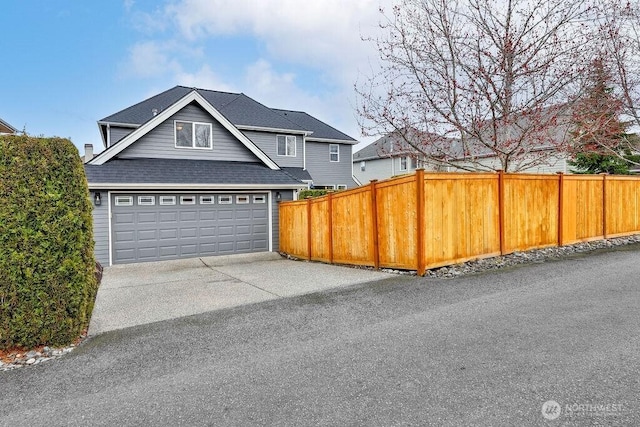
[175, 121, 212, 149]
[399, 156, 408, 171]
[330, 144, 339, 162]
[277, 135, 296, 156]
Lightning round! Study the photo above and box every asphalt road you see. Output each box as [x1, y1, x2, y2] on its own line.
[1, 247, 639, 426]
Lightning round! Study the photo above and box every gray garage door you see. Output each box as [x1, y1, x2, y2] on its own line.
[111, 193, 269, 264]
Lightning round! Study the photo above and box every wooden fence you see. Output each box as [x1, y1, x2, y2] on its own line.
[279, 170, 640, 275]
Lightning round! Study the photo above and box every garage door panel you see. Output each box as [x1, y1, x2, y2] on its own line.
[114, 213, 135, 224]
[218, 210, 234, 220]
[138, 230, 157, 241]
[112, 193, 269, 264]
[180, 227, 197, 239]
[159, 229, 178, 239]
[235, 209, 251, 220]
[180, 211, 197, 221]
[137, 212, 157, 223]
[159, 212, 178, 222]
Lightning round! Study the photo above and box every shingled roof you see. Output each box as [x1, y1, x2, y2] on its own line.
[99, 86, 357, 141]
[85, 158, 305, 188]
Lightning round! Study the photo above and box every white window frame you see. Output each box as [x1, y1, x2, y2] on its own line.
[160, 196, 176, 205]
[360, 161, 366, 171]
[180, 195, 196, 205]
[399, 156, 408, 171]
[200, 195, 215, 205]
[329, 144, 339, 162]
[253, 195, 266, 204]
[114, 195, 133, 206]
[277, 135, 296, 157]
[336, 184, 348, 190]
[236, 195, 250, 204]
[174, 120, 213, 150]
[137, 196, 155, 206]
[218, 195, 232, 204]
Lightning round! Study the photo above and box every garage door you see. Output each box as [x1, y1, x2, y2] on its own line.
[111, 193, 269, 264]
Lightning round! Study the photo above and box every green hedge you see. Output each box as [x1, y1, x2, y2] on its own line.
[299, 189, 332, 199]
[0, 135, 98, 349]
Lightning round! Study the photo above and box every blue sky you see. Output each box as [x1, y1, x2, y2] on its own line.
[1, 1, 391, 155]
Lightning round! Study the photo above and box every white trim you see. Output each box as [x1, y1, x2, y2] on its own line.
[276, 135, 296, 157]
[329, 144, 340, 162]
[180, 195, 196, 205]
[89, 183, 306, 190]
[114, 195, 134, 206]
[174, 120, 213, 150]
[236, 195, 250, 204]
[236, 124, 311, 135]
[107, 191, 113, 266]
[253, 195, 266, 203]
[89, 91, 280, 170]
[336, 184, 348, 190]
[160, 195, 176, 205]
[97, 121, 139, 128]
[307, 137, 358, 145]
[268, 191, 273, 252]
[137, 195, 156, 205]
[200, 195, 215, 204]
[218, 195, 232, 204]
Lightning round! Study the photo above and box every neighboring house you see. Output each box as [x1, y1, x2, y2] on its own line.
[354, 127, 569, 183]
[85, 86, 358, 265]
[0, 117, 17, 135]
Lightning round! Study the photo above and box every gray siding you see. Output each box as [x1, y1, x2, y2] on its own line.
[242, 130, 303, 168]
[305, 141, 357, 188]
[354, 157, 394, 183]
[119, 104, 259, 162]
[109, 126, 134, 146]
[90, 191, 110, 266]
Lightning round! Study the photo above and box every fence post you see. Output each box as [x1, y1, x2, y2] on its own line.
[327, 192, 333, 264]
[306, 197, 312, 261]
[416, 169, 426, 276]
[498, 170, 506, 255]
[370, 180, 380, 270]
[557, 172, 564, 246]
[602, 173, 608, 239]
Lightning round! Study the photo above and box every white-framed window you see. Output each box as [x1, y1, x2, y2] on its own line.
[330, 144, 339, 162]
[200, 195, 214, 204]
[253, 195, 266, 204]
[360, 161, 366, 171]
[160, 196, 176, 205]
[236, 195, 249, 204]
[410, 157, 418, 169]
[336, 184, 348, 190]
[115, 195, 133, 206]
[399, 156, 408, 171]
[180, 196, 196, 205]
[218, 195, 232, 204]
[138, 195, 155, 206]
[175, 121, 212, 149]
[277, 135, 296, 156]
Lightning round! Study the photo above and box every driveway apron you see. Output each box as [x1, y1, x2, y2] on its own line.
[88, 253, 391, 335]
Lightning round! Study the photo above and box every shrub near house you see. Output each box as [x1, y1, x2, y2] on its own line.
[0, 135, 98, 349]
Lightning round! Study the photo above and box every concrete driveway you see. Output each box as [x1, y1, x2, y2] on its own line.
[88, 253, 392, 335]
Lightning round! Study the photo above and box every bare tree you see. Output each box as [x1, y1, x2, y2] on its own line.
[590, 0, 640, 160]
[357, 0, 611, 172]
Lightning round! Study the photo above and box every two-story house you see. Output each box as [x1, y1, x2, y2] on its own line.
[85, 86, 358, 265]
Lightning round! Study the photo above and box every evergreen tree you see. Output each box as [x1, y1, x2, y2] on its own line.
[569, 58, 638, 174]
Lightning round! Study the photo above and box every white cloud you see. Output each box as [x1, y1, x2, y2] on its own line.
[123, 41, 182, 78]
[175, 64, 235, 92]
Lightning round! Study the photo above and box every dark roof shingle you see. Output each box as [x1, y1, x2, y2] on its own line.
[85, 158, 304, 186]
